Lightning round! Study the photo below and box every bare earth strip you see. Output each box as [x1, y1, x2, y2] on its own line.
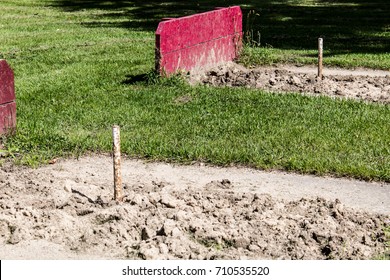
[189, 62, 390, 104]
[277, 65, 390, 78]
[0, 156, 389, 260]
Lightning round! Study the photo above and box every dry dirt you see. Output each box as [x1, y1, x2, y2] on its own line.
[188, 62, 390, 104]
[0, 155, 389, 260]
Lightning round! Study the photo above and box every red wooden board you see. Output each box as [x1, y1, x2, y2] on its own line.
[0, 60, 15, 104]
[0, 60, 16, 135]
[0, 102, 16, 135]
[156, 6, 242, 75]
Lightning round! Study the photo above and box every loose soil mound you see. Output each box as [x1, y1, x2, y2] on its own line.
[0, 159, 388, 260]
[189, 63, 390, 104]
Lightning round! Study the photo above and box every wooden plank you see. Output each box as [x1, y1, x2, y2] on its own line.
[0, 102, 16, 135]
[0, 59, 15, 104]
[156, 6, 242, 75]
[158, 35, 239, 74]
[0, 60, 16, 135]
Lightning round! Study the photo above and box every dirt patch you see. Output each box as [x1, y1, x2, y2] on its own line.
[0, 156, 389, 260]
[188, 62, 390, 104]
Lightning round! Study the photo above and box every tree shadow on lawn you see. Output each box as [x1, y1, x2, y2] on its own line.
[51, 0, 389, 54]
[122, 73, 150, 85]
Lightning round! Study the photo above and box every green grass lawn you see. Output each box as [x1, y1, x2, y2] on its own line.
[0, 0, 389, 181]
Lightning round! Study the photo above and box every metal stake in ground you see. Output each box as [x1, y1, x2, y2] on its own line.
[318, 38, 323, 79]
[112, 125, 123, 202]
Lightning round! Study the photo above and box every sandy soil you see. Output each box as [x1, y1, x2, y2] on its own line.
[188, 62, 390, 104]
[0, 155, 389, 260]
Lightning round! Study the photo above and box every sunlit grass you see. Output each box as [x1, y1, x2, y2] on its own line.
[0, 0, 389, 182]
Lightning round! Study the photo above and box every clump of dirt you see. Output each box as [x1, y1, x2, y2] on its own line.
[188, 62, 390, 104]
[0, 165, 388, 260]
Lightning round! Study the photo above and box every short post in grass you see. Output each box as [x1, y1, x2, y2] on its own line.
[112, 125, 123, 202]
[318, 38, 323, 80]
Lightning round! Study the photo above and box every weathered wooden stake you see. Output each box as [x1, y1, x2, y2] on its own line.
[318, 38, 323, 79]
[112, 125, 123, 202]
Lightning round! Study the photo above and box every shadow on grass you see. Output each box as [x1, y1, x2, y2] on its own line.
[50, 0, 390, 54]
[122, 73, 150, 85]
